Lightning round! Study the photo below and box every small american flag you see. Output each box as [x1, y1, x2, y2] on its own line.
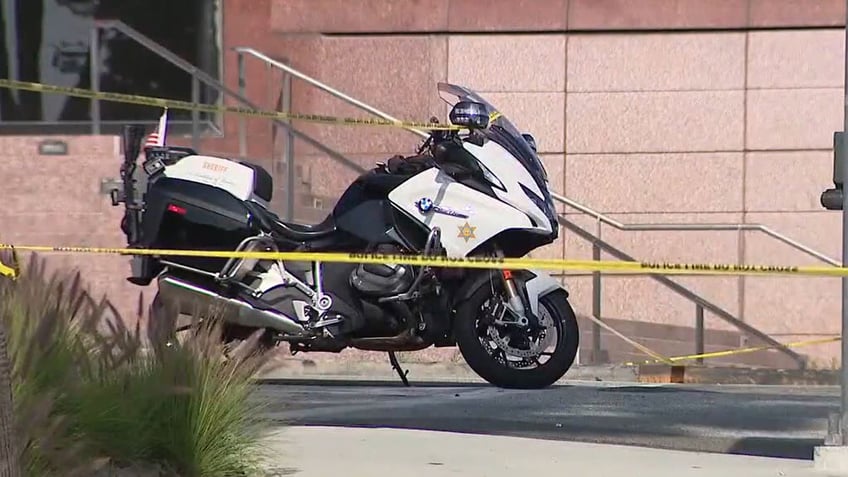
[144, 109, 168, 147]
[144, 132, 160, 147]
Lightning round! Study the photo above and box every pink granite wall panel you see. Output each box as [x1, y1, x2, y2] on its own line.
[743, 211, 841, 363]
[288, 36, 446, 156]
[477, 92, 565, 153]
[566, 91, 745, 153]
[743, 273, 839, 364]
[221, 0, 275, 143]
[563, 212, 744, 329]
[567, 0, 748, 30]
[448, 0, 569, 31]
[447, 34, 567, 92]
[0, 136, 153, 323]
[564, 213, 744, 265]
[744, 151, 835, 212]
[271, 0, 571, 35]
[745, 89, 843, 150]
[270, 0, 449, 33]
[748, 0, 845, 28]
[567, 32, 746, 92]
[566, 275, 741, 330]
[741, 34, 840, 365]
[747, 30, 844, 89]
[267, 0, 848, 34]
[565, 152, 744, 214]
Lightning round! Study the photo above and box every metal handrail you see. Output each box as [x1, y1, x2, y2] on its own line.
[559, 214, 806, 367]
[232, 47, 430, 139]
[552, 192, 840, 266]
[89, 20, 362, 173]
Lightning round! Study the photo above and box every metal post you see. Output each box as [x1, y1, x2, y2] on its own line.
[737, 225, 746, 348]
[89, 26, 100, 134]
[840, 0, 848, 445]
[282, 71, 295, 222]
[237, 52, 247, 158]
[191, 75, 199, 150]
[265, 61, 276, 206]
[592, 218, 603, 363]
[265, 61, 273, 170]
[695, 304, 705, 365]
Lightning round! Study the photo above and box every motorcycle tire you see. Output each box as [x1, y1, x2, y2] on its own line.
[454, 286, 579, 389]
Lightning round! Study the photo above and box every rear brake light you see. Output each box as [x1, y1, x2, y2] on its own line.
[167, 203, 187, 215]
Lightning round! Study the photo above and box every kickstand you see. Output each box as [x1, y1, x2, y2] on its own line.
[387, 351, 410, 387]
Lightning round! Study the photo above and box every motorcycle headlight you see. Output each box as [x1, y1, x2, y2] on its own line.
[477, 160, 506, 191]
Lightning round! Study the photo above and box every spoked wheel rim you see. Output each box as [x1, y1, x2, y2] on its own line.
[474, 296, 563, 370]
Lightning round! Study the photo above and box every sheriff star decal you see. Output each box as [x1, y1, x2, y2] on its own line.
[457, 222, 477, 242]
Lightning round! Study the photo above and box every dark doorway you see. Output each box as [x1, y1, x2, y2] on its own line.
[0, 0, 220, 133]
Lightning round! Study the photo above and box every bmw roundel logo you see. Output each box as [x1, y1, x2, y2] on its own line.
[416, 197, 433, 213]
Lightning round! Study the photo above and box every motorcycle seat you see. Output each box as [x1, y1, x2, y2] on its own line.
[245, 201, 337, 241]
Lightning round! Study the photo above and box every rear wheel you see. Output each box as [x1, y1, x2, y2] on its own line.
[454, 285, 579, 389]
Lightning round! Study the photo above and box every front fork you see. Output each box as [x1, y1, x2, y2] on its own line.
[500, 269, 530, 327]
[493, 249, 535, 328]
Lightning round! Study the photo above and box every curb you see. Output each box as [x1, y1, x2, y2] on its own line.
[254, 358, 840, 386]
[636, 364, 839, 385]
[255, 359, 639, 385]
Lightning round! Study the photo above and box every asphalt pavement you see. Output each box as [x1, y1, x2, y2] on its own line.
[255, 379, 839, 461]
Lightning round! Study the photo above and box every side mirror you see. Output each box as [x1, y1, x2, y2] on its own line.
[522, 133, 537, 152]
[449, 101, 489, 129]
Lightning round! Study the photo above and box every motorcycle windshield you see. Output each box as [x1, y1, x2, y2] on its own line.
[437, 82, 556, 221]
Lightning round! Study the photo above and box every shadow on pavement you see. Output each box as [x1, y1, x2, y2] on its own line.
[727, 437, 824, 460]
[257, 378, 497, 388]
[599, 386, 721, 394]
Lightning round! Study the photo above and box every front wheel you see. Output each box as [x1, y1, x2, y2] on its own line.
[454, 285, 579, 389]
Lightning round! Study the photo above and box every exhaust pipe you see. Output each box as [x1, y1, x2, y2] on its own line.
[157, 276, 307, 336]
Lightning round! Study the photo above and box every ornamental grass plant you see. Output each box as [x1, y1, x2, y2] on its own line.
[0, 251, 275, 476]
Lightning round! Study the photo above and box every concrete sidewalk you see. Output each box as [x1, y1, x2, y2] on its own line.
[260, 426, 833, 477]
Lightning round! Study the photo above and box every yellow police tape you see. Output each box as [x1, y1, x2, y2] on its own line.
[0, 80, 842, 366]
[623, 336, 841, 366]
[1, 243, 842, 365]
[0, 79, 464, 131]
[0, 242, 846, 278]
[0, 261, 15, 278]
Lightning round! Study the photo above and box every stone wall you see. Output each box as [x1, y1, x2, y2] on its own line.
[3, 0, 845, 368]
[214, 0, 846, 366]
[0, 136, 155, 323]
